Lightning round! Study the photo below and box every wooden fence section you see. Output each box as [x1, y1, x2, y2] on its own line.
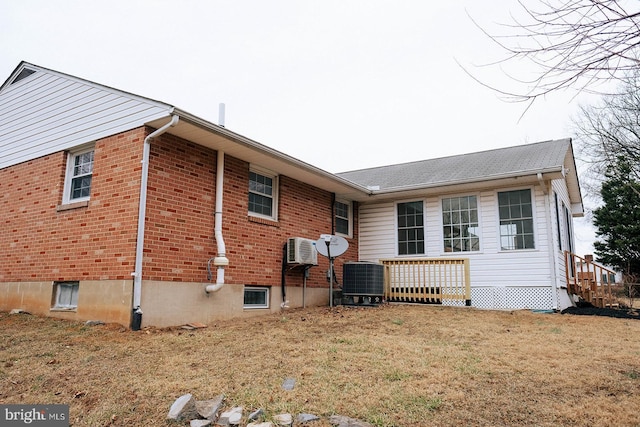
[380, 258, 471, 305]
[565, 251, 616, 308]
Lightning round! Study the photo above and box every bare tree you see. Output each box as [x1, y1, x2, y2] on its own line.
[470, 0, 640, 106]
[573, 70, 640, 196]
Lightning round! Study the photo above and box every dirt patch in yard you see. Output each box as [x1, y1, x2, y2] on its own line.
[1, 305, 640, 426]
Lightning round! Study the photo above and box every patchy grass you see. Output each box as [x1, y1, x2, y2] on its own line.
[1, 305, 640, 426]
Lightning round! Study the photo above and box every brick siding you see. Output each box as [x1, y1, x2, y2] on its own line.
[0, 128, 145, 282]
[0, 126, 358, 289]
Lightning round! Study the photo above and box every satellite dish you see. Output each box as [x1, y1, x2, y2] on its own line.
[315, 234, 349, 258]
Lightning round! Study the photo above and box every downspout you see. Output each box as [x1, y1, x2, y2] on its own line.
[206, 150, 229, 293]
[131, 115, 179, 328]
[538, 172, 559, 310]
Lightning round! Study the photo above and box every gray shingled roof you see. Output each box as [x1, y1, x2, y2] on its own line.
[337, 139, 572, 191]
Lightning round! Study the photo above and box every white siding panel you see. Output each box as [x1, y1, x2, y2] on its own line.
[359, 186, 557, 300]
[0, 69, 171, 169]
[358, 202, 397, 262]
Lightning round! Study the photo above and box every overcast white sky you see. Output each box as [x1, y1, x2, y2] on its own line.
[0, 0, 602, 255]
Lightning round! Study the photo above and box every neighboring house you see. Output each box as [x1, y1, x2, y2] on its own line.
[0, 62, 585, 327]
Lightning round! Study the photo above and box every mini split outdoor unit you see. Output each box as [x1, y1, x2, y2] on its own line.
[286, 237, 318, 265]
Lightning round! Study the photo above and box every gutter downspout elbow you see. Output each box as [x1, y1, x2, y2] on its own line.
[132, 115, 179, 321]
[206, 150, 228, 293]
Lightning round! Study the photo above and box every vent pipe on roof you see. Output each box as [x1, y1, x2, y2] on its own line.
[218, 103, 225, 128]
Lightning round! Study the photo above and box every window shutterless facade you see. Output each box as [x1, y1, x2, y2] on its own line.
[243, 286, 269, 309]
[498, 189, 535, 250]
[52, 281, 79, 310]
[335, 200, 352, 237]
[248, 168, 278, 220]
[63, 147, 94, 204]
[397, 201, 425, 255]
[442, 195, 479, 252]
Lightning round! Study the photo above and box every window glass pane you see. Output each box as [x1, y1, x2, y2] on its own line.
[397, 201, 424, 255]
[249, 171, 275, 217]
[441, 196, 479, 252]
[249, 193, 272, 216]
[498, 190, 534, 250]
[244, 287, 269, 308]
[68, 150, 94, 201]
[335, 201, 351, 235]
[336, 217, 349, 235]
[54, 282, 79, 309]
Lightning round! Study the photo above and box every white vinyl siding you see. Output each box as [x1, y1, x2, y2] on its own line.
[359, 187, 554, 296]
[0, 66, 171, 170]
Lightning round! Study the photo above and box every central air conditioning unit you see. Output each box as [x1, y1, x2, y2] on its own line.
[287, 237, 318, 265]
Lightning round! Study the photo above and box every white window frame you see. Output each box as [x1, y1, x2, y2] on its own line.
[63, 145, 95, 204]
[52, 281, 79, 310]
[248, 166, 279, 221]
[396, 199, 426, 256]
[441, 194, 481, 253]
[497, 188, 536, 251]
[243, 286, 270, 309]
[335, 199, 352, 237]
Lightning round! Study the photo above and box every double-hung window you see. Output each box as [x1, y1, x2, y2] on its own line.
[498, 189, 535, 250]
[63, 147, 94, 204]
[249, 168, 278, 220]
[442, 195, 479, 252]
[397, 201, 425, 255]
[335, 200, 352, 237]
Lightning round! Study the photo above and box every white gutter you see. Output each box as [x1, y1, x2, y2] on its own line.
[132, 115, 179, 313]
[206, 151, 229, 293]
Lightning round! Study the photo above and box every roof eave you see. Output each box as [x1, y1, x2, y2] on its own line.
[156, 108, 371, 198]
[366, 167, 565, 200]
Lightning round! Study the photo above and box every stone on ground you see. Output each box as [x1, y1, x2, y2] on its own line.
[167, 393, 199, 421]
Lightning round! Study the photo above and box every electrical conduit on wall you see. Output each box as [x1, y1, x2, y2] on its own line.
[131, 115, 179, 329]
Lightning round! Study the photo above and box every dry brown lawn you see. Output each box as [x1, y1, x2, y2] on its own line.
[1, 304, 639, 427]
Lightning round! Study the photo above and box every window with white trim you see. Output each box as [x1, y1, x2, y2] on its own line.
[249, 169, 278, 220]
[63, 147, 94, 204]
[498, 189, 535, 250]
[52, 281, 79, 310]
[442, 195, 480, 252]
[397, 201, 425, 255]
[335, 200, 352, 237]
[243, 286, 269, 309]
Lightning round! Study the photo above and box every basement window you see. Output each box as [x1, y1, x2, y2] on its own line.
[244, 286, 269, 309]
[52, 281, 79, 310]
